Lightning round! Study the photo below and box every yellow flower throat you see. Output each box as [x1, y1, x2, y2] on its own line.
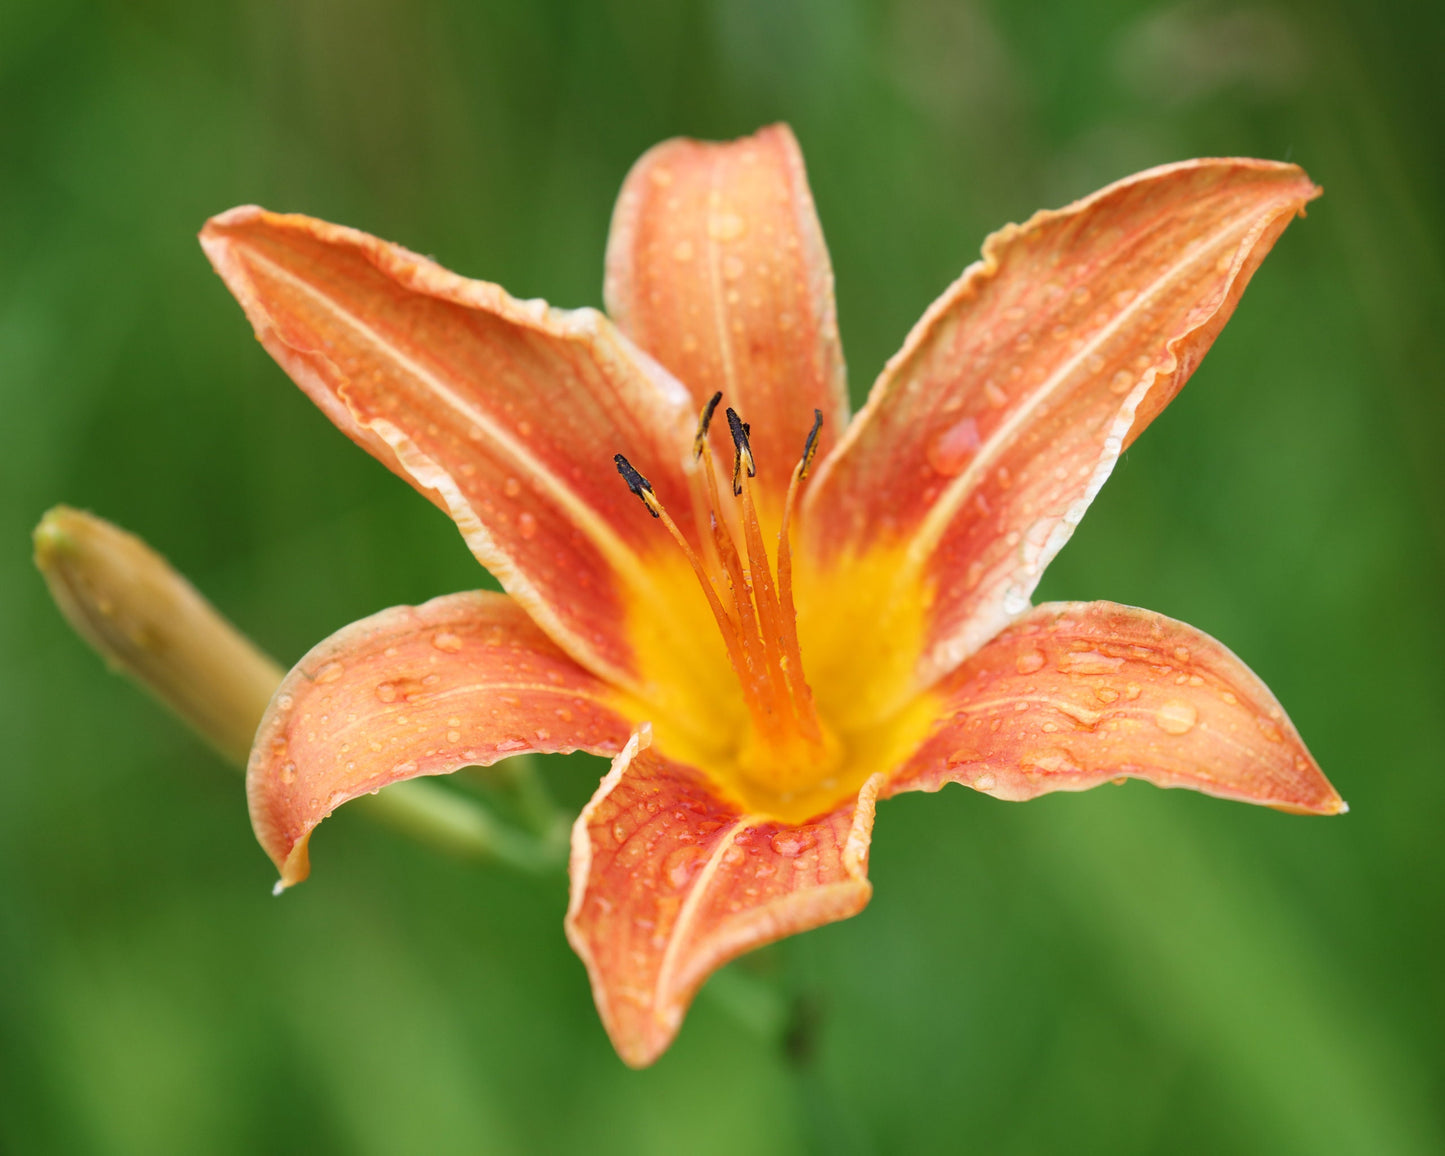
[614, 395, 936, 823]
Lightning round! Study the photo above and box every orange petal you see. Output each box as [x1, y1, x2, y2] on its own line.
[566, 726, 880, 1067]
[605, 124, 849, 519]
[201, 208, 696, 691]
[805, 160, 1321, 689]
[890, 601, 1344, 815]
[249, 591, 633, 889]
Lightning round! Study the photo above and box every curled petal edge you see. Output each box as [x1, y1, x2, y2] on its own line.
[248, 590, 633, 889]
[888, 600, 1345, 816]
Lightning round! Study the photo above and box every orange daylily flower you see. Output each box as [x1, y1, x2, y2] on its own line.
[201, 125, 1343, 1067]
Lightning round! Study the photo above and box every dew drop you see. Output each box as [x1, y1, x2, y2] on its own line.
[927, 415, 981, 475]
[279, 761, 297, 785]
[1021, 747, 1083, 775]
[518, 512, 538, 539]
[1015, 649, 1046, 674]
[432, 631, 464, 653]
[375, 683, 398, 703]
[315, 661, 344, 684]
[503, 477, 522, 498]
[446, 730, 461, 743]
[770, 828, 816, 856]
[664, 844, 707, 888]
[1056, 650, 1125, 675]
[973, 772, 997, 791]
[275, 694, 294, 712]
[707, 211, 746, 241]
[1094, 686, 1119, 704]
[1154, 699, 1198, 735]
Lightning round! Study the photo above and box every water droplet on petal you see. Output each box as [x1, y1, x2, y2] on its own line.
[503, 477, 522, 498]
[432, 631, 463, 653]
[375, 682, 398, 703]
[770, 828, 816, 856]
[275, 694, 294, 711]
[1057, 650, 1125, 674]
[707, 211, 746, 242]
[1021, 747, 1083, 775]
[1015, 648, 1046, 674]
[1154, 699, 1198, 735]
[279, 761, 297, 785]
[927, 415, 981, 476]
[517, 512, 537, 539]
[664, 844, 707, 888]
[315, 661, 344, 684]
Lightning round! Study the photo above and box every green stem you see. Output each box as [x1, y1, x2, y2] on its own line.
[34, 505, 567, 874]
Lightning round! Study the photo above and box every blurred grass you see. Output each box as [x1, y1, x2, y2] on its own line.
[4, 0, 1444, 1152]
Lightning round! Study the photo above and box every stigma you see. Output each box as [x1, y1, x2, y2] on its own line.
[615, 396, 840, 795]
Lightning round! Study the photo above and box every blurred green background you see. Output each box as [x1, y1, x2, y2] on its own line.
[4, 0, 1443, 1151]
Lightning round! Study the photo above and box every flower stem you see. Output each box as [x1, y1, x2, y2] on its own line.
[33, 505, 566, 874]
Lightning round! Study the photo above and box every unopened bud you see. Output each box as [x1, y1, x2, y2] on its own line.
[33, 506, 281, 765]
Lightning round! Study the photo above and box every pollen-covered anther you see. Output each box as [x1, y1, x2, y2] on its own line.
[693, 391, 723, 459]
[725, 407, 756, 496]
[614, 453, 661, 518]
[799, 408, 823, 478]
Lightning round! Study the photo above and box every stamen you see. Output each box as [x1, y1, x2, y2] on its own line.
[613, 409, 837, 791]
[800, 408, 823, 478]
[685, 393, 727, 584]
[693, 391, 723, 459]
[614, 454, 660, 518]
[725, 407, 756, 496]
[775, 411, 824, 737]
[615, 454, 760, 711]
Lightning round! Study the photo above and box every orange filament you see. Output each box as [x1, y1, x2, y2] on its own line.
[614, 402, 839, 793]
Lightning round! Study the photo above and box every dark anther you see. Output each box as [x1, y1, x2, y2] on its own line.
[694, 391, 723, 458]
[614, 453, 660, 517]
[725, 407, 756, 495]
[800, 409, 823, 478]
